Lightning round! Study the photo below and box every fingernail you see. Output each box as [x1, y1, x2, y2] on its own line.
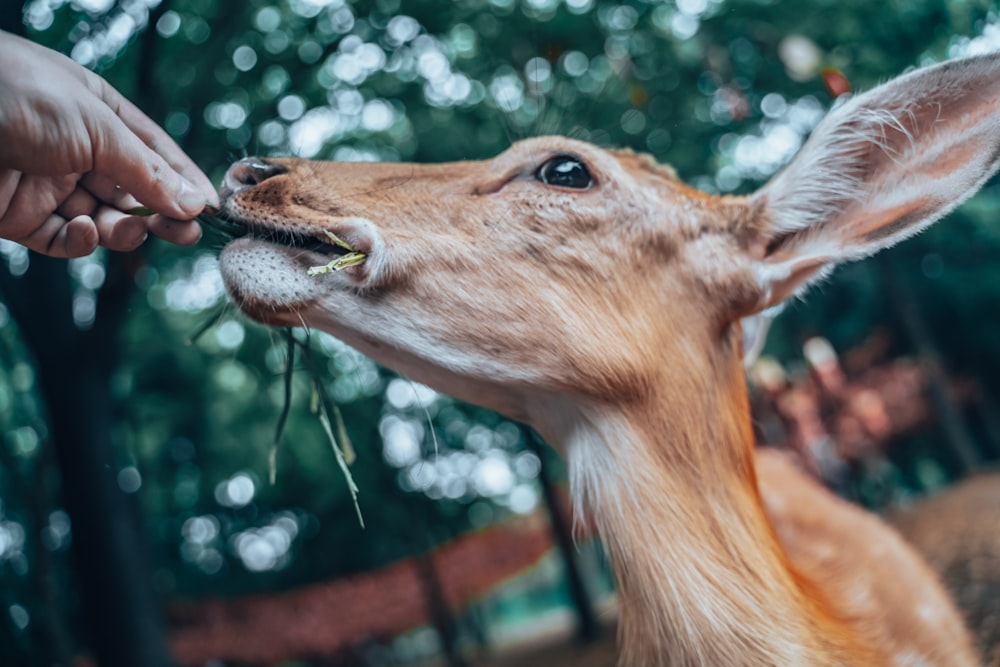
[204, 186, 221, 208]
[179, 180, 207, 215]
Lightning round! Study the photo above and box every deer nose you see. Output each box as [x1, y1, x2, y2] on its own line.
[222, 158, 287, 197]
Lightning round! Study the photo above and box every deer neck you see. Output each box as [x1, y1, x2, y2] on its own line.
[532, 330, 864, 667]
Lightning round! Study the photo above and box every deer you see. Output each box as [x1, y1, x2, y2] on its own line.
[217, 53, 1000, 666]
[891, 471, 1000, 665]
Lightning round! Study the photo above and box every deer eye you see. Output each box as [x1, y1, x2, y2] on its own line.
[537, 156, 593, 189]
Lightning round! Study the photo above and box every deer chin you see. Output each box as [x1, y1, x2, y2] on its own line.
[218, 216, 388, 326]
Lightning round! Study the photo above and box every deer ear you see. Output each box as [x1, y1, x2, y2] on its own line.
[746, 54, 1000, 311]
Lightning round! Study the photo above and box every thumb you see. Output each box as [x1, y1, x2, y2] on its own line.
[88, 106, 206, 219]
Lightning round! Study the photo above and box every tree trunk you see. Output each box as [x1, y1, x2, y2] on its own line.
[881, 257, 980, 472]
[524, 427, 601, 642]
[0, 253, 175, 667]
[0, 6, 177, 665]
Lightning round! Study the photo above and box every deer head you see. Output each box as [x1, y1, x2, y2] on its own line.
[219, 138, 745, 418]
[221, 55, 999, 429]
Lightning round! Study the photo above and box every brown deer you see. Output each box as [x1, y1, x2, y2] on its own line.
[218, 54, 1000, 666]
[891, 473, 1000, 665]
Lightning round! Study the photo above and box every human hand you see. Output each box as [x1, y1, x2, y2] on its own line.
[0, 31, 218, 258]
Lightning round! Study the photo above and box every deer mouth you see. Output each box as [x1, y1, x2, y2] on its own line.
[254, 229, 363, 269]
[216, 156, 381, 276]
[212, 213, 355, 260]
[216, 204, 383, 291]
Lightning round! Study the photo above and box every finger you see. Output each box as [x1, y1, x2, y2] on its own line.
[0, 172, 78, 245]
[21, 213, 98, 258]
[82, 173, 201, 247]
[87, 104, 208, 219]
[56, 186, 100, 221]
[61, 215, 101, 257]
[90, 75, 219, 206]
[148, 214, 202, 246]
[93, 207, 148, 252]
[80, 172, 141, 210]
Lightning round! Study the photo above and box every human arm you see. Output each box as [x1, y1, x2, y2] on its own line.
[0, 31, 217, 257]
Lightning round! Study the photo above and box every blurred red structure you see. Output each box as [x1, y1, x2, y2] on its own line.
[168, 515, 558, 666]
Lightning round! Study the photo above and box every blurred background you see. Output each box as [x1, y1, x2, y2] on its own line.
[1, 0, 999, 665]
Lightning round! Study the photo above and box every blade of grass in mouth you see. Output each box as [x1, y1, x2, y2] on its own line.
[128, 206, 348, 259]
[127, 205, 248, 240]
[197, 208, 249, 239]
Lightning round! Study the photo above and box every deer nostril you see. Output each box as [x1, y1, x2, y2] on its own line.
[222, 158, 287, 196]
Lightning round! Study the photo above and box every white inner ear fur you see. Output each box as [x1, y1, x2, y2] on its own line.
[747, 53, 1000, 311]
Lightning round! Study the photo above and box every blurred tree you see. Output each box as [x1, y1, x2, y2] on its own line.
[1, 0, 998, 665]
[0, 10, 175, 666]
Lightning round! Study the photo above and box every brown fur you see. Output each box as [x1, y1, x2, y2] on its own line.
[891, 473, 1000, 665]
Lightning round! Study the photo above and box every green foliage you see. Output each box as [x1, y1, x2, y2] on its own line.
[3, 0, 1000, 663]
